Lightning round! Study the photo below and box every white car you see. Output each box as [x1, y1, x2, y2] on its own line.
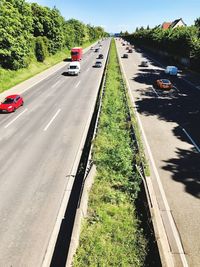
[67, 62, 81, 76]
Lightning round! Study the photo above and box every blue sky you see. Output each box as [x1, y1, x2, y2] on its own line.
[27, 0, 200, 33]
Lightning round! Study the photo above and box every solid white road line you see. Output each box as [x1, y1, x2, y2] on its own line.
[118, 47, 189, 267]
[4, 108, 28, 129]
[43, 109, 61, 131]
[182, 127, 200, 153]
[151, 85, 159, 97]
[75, 81, 80, 88]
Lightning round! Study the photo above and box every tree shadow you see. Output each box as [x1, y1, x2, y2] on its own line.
[163, 145, 200, 198]
[133, 69, 200, 198]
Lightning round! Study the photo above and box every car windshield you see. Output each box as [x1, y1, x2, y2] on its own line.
[3, 98, 14, 104]
[69, 65, 78, 69]
[162, 79, 170, 83]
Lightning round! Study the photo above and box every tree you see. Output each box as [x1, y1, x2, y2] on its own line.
[0, 0, 33, 69]
[35, 36, 48, 62]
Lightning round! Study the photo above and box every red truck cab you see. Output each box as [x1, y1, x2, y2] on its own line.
[71, 47, 83, 61]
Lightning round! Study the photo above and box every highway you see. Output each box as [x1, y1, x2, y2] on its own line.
[116, 39, 200, 267]
[0, 38, 110, 266]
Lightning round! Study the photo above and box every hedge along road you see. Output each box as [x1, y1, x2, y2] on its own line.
[0, 38, 111, 266]
[116, 38, 200, 267]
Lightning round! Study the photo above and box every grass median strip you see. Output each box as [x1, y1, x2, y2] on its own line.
[73, 39, 147, 266]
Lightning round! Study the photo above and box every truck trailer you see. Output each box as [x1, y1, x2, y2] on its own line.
[71, 47, 83, 61]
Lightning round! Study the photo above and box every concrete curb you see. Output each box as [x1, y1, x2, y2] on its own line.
[65, 165, 96, 267]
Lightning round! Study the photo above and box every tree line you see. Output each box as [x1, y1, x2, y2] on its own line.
[122, 18, 200, 70]
[0, 0, 107, 70]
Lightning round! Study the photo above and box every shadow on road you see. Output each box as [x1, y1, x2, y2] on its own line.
[132, 68, 200, 198]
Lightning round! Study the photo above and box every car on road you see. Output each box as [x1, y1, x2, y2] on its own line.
[95, 48, 100, 52]
[141, 61, 148, 67]
[67, 62, 81, 76]
[128, 48, 133, 53]
[165, 66, 178, 76]
[123, 53, 128, 58]
[122, 54, 128, 58]
[155, 79, 173, 90]
[98, 54, 104, 59]
[93, 61, 102, 68]
[0, 94, 24, 113]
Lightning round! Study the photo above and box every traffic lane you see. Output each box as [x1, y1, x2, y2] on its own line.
[118, 42, 200, 149]
[0, 85, 100, 265]
[129, 63, 200, 198]
[0, 41, 110, 265]
[118, 40, 200, 197]
[131, 65, 200, 152]
[131, 45, 200, 88]
[0, 38, 109, 127]
[116, 40, 200, 266]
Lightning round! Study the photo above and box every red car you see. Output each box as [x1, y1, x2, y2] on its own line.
[156, 79, 173, 90]
[0, 94, 24, 113]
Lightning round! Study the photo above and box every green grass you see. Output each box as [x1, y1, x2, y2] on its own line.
[0, 40, 97, 93]
[73, 39, 147, 267]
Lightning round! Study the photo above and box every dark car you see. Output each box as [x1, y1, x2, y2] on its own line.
[123, 53, 128, 58]
[128, 49, 133, 53]
[0, 94, 24, 113]
[93, 61, 102, 68]
[141, 61, 148, 67]
[95, 48, 100, 52]
[98, 54, 104, 59]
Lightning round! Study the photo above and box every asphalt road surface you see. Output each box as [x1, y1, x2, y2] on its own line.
[0, 38, 110, 266]
[116, 39, 200, 267]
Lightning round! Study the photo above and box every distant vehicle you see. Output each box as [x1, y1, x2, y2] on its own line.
[122, 43, 126, 46]
[93, 61, 102, 68]
[98, 54, 104, 59]
[0, 94, 24, 113]
[126, 46, 130, 50]
[123, 54, 128, 58]
[71, 47, 83, 61]
[128, 48, 133, 53]
[67, 62, 81, 75]
[141, 61, 148, 67]
[90, 46, 94, 50]
[156, 79, 173, 90]
[165, 66, 178, 76]
[95, 48, 100, 52]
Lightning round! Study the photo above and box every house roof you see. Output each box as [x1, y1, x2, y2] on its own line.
[170, 18, 186, 28]
[161, 18, 186, 30]
[162, 22, 171, 29]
